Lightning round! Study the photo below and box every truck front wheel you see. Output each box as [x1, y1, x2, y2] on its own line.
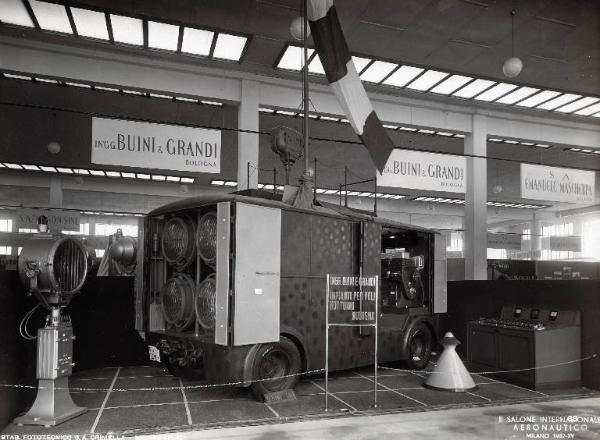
[250, 336, 302, 396]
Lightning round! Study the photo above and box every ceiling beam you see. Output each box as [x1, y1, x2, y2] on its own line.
[1, 35, 599, 149]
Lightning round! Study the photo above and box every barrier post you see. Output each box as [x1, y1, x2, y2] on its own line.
[325, 274, 330, 412]
[374, 275, 378, 408]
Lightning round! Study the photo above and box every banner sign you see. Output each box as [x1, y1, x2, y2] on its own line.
[549, 236, 582, 252]
[377, 149, 466, 193]
[91, 117, 221, 174]
[520, 164, 595, 204]
[16, 208, 80, 232]
[327, 275, 377, 325]
[487, 232, 522, 250]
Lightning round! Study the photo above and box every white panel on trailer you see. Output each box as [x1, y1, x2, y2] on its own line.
[214, 202, 231, 346]
[233, 203, 281, 346]
[433, 232, 448, 314]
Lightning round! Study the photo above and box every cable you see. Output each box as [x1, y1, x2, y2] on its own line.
[19, 303, 40, 340]
[21, 304, 40, 340]
[1, 100, 598, 172]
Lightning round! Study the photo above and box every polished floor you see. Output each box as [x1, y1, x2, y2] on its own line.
[136, 396, 600, 440]
[3, 364, 598, 438]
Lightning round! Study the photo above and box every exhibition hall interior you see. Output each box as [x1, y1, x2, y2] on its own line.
[0, 0, 599, 438]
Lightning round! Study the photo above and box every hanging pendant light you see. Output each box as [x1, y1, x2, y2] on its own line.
[290, 16, 310, 41]
[502, 10, 523, 78]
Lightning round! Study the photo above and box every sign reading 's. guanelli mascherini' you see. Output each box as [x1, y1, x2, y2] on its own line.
[521, 164, 595, 204]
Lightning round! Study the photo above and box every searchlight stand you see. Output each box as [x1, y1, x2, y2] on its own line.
[15, 221, 87, 427]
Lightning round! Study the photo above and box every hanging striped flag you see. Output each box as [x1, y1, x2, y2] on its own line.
[307, 0, 394, 172]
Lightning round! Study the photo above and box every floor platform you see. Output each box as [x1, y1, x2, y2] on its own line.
[3, 364, 598, 438]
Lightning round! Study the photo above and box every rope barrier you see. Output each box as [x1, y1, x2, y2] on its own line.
[379, 353, 598, 376]
[0, 368, 327, 392]
[0, 353, 597, 392]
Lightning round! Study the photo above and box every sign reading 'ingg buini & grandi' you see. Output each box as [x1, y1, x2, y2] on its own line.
[91, 117, 221, 173]
[377, 149, 466, 193]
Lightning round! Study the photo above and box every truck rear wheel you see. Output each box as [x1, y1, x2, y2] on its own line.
[405, 323, 433, 370]
[250, 336, 301, 396]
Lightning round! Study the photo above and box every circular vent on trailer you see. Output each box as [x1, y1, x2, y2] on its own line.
[196, 212, 217, 267]
[161, 273, 195, 330]
[161, 216, 196, 269]
[195, 274, 216, 329]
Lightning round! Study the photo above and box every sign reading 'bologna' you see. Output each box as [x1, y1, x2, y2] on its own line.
[377, 149, 467, 193]
[91, 117, 221, 173]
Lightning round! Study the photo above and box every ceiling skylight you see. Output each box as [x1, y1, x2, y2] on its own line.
[147, 21, 179, 51]
[308, 56, 325, 74]
[452, 79, 496, 98]
[29, 0, 72, 34]
[554, 97, 600, 114]
[95, 85, 119, 92]
[35, 77, 58, 84]
[359, 61, 397, 83]
[270, 44, 598, 119]
[213, 33, 247, 61]
[110, 14, 143, 46]
[496, 86, 539, 105]
[277, 45, 314, 70]
[574, 102, 600, 116]
[406, 70, 448, 91]
[65, 81, 91, 88]
[536, 93, 581, 110]
[0, 0, 34, 27]
[4, 73, 32, 80]
[383, 65, 423, 87]
[70, 7, 109, 40]
[175, 96, 199, 103]
[515, 90, 561, 108]
[351, 56, 372, 74]
[149, 93, 172, 99]
[474, 83, 518, 102]
[181, 27, 214, 56]
[430, 75, 472, 95]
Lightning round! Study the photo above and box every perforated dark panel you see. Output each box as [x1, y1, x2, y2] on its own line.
[279, 212, 387, 371]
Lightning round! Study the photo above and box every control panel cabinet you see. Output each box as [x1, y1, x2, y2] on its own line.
[468, 306, 581, 390]
[37, 323, 75, 380]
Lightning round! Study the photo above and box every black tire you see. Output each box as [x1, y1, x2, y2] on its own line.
[250, 336, 302, 396]
[405, 323, 433, 370]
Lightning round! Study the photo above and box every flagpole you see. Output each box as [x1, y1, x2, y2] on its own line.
[302, 0, 309, 173]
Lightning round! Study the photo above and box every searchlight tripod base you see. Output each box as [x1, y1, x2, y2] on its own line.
[14, 377, 87, 427]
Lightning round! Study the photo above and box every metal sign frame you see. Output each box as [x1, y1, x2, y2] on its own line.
[325, 274, 379, 411]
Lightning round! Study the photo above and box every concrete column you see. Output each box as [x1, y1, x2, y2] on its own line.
[49, 176, 63, 207]
[531, 213, 542, 260]
[237, 79, 260, 190]
[464, 114, 488, 280]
